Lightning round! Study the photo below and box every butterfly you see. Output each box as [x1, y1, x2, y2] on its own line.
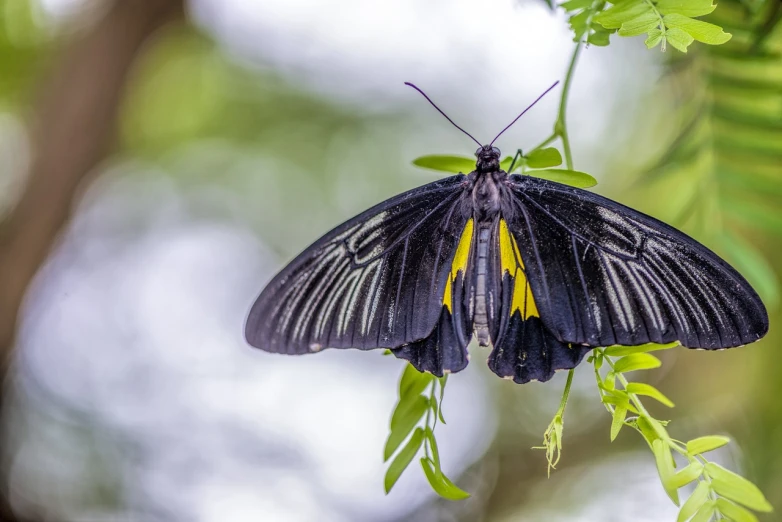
[244, 83, 769, 384]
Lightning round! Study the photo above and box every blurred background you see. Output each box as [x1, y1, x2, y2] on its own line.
[0, 0, 779, 520]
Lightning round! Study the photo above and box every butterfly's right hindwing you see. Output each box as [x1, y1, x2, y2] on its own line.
[245, 175, 472, 358]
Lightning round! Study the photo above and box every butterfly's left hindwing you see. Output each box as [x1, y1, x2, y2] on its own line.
[245, 175, 473, 367]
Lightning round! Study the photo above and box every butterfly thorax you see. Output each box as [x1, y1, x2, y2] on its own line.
[471, 145, 507, 222]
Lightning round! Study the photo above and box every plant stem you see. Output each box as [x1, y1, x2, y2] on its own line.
[423, 380, 436, 461]
[557, 369, 575, 416]
[556, 40, 584, 171]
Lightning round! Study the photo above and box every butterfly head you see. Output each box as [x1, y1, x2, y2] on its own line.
[475, 145, 501, 173]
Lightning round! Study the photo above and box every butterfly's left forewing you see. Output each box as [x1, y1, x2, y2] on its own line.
[501, 175, 769, 350]
[245, 175, 474, 370]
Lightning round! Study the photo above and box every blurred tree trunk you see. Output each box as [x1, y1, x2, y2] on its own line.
[0, 0, 184, 518]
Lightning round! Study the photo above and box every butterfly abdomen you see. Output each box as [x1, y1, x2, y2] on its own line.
[473, 225, 493, 346]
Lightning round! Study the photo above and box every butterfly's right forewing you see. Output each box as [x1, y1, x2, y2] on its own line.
[245, 175, 473, 355]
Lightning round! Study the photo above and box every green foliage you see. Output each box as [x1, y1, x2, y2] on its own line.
[525, 147, 563, 168]
[411, 153, 597, 187]
[589, 343, 773, 521]
[561, 0, 613, 46]
[384, 364, 469, 500]
[412, 155, 477, 174]
[533, 370, 574, 475]
[593, 0, 731, 51]
[392, 0, 777, 516]
[639, 1, 782, 309]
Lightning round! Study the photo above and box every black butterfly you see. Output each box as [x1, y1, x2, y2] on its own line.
[245, 84, 768, 384]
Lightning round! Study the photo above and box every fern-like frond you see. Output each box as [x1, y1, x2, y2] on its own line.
[640, 0, 782, 309]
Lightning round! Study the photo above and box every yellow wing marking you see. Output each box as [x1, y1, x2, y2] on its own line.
[443, 218, 474, 312]
[499, 219, 539, 319]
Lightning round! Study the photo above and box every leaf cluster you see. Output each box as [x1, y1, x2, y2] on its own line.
[594, 0, 731, 52]
[384, 364, 469, 500]
[589, 344, 773, 521]
[411, 149, 597, 188]
[559, 0, 734, 52]
[638, 0, 782, 309]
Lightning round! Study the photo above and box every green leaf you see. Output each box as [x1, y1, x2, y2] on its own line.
[715, 498, 760, 522]
[424, 427, 441, 469]
[610, 405, 627, 441]
[390, 393, 429, 431]
[705, 462, 773, 512]
[588, 28, 612, 46]
[595, 0, 653, 29]
[690, 501, 716, 522]
[656, 0, 716, 17]
[626, 383, 675, 408]
[686, 435, 730, 456]
[613, 353, 662, 373]
[645, 28, 664, 48]
[384, 428, 425, 493]
[604, 341, 679, 357]
[666, 27, 695, 52]
[526, 147, 563, 168]
[438, 375, 448, 424]
[678, 481, 711, 522]
[663, 14, 731, 45]
[669, 461, 704, 490]
[603, 370, 615, 390]
[412, 155, 475, 174]
[526, 169, 598, 188]
[653, 439, 680, 505]
[420, 458, 471, 500]
[560, 0, 593, 11]
[399, 363, 433, 399]
[569, 10, 591, 39]
[618, 13, 659, 37]
[601, 393, 639, 415]
[384, 397, 429, 461]
[638, 416, 660, 446]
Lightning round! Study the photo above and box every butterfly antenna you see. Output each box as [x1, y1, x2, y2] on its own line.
[489, 81, 560, 146]
[404, 82, 482, 147]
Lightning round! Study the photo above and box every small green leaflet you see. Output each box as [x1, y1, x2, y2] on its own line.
[625, 382, 675, 408]
[412, 155, 476, 174]
[526, 147, 563, 168]
[527, 169, 597, 188]
[668, 461, 703, 490]
[560, 0, 613, 44]
[420, 458, 470, 500]
[715, 498, 761, 522]
[604, 341, 679, 357]
[384, 428, 424, 493]
[678, 481, 711, 522]
[686, 435, 729, 456]
[612, 353, 662, 373]
[610, 404, 627, 440]
[705, 462, 773, 512]
[384, 395, 428, 460]
[652, 438, 680, 505]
